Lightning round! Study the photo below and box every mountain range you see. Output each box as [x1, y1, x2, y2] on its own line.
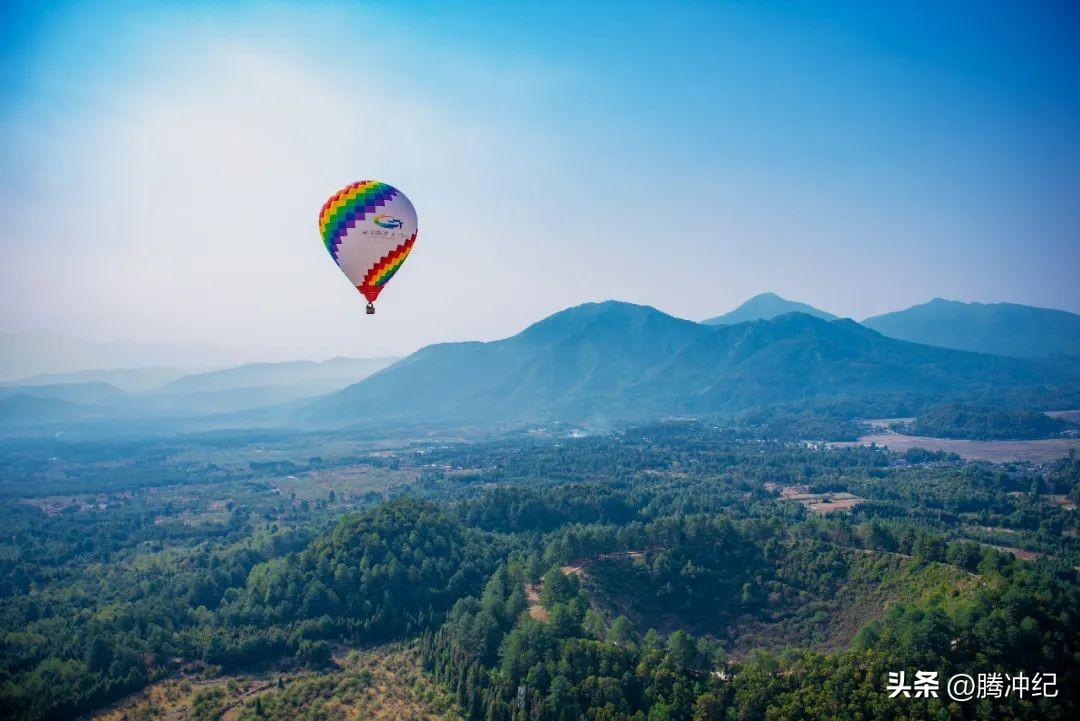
[0, 330, 248, 382]
[4, 295, 1078, 433]
[3, 366, 197, 392]
[861, 298, 1080, 359]
[300, 301, 1071, 427]
[0, 356, 398, 428]
[158, 357, 398, 395]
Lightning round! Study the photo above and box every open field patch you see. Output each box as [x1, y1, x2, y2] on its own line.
[271, 464, 417, 501]
[768, 484, 865, 514]
[832, 432, 1080, 463]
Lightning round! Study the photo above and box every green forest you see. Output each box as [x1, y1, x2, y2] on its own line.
[908, 403, 1076, 440]
[0, 421, 1077, 720]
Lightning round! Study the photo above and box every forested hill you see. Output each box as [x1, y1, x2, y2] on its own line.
[862, 298, 1080, 359]
[298, 301, 1071, 427]
[909, 402, 1075, 440]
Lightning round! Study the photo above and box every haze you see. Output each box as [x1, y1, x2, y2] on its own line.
[2, 0, 1079, 362]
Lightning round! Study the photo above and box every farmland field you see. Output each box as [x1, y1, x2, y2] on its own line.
[833, 432, 1080, 463]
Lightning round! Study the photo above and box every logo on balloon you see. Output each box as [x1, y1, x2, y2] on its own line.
[373, 214, 404, 229]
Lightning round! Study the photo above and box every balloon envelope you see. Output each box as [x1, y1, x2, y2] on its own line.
[319, 180, 418, 304]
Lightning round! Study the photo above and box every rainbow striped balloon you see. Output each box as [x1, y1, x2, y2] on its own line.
[319, 180, 417, 308]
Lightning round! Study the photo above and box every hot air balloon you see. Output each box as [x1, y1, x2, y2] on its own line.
[318, 180, 418, 314]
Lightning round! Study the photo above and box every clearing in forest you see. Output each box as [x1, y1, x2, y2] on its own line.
[89, 643, 460, 721]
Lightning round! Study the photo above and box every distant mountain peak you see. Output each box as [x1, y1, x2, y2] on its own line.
[703, 292, 838, 326]
[515, 301, 695, 343]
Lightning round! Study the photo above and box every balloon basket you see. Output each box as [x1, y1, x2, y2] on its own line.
[365, 303, 375, 315]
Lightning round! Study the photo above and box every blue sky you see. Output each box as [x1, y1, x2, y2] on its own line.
[1, 1, 1078, 360]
